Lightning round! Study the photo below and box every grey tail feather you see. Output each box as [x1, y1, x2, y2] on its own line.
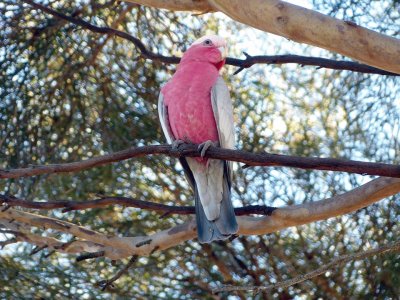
[195, 162, 238, 243]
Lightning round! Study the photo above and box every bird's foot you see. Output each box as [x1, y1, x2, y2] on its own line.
[198, 140, 218, 157]
[171, 139, 185, 149]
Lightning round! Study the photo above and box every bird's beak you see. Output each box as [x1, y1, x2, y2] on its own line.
[218, 46, 227, 59]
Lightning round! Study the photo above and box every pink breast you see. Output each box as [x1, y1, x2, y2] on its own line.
[167, 92, 219, 143]
[162, 63, 220, 160]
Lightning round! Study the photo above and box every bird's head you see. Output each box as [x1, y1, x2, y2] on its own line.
[181, 35, 227, 70]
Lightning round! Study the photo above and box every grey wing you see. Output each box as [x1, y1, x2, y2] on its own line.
[158, 92, 174, 144]
[158, 92, 196, 190]
[211, 76, 235, 179]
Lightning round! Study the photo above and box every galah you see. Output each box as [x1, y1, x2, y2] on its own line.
[158, 35, 238, 243]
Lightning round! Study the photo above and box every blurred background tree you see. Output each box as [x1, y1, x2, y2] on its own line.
[0, 0, 399, 298]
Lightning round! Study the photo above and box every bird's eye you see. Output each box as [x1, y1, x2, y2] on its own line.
[203, 39, 213, 46]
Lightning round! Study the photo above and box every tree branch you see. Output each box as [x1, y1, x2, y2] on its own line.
[1, 144, 399, 179]
[76, 251, 105, 262]
[1, 177, 399, 260]
[0, 194, 277, 216]
[0, 219, 113, 256]
[96, 255, 138, 291]
[123, 0, 212, 11]
[126, 0, 400, 74]
[229, 53, 398, 76]
[21, 0, 398, 76]
[0, 207, 195, 259]
[0, 238, 18, 248]
[213, 240, 400, 293]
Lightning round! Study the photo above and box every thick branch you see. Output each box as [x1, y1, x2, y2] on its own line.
[123, 0, 212, 11]
[238, 177, 400, 235]
[127, 0, 400, 74]
[1, 177, 399, 260]
[21, 0, 398, 76]
[0, 194, 276, 216]
[213, 240, 400, 293]
[1, 144, 399, 179]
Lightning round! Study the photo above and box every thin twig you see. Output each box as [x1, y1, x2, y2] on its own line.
[44, 250, 56, 258]
[76, 250, 105, 262]
[1, 144, 399, 179]
[30, 245, 48, 256]
[213, 240, 400, 293]
[0, 238, 18, 248]
[0, 194, 277, 216]
[21, 0, 398, 76]
[97, 255, 138, 291]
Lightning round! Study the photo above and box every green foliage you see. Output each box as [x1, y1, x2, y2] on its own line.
[1, 0, 399, 299]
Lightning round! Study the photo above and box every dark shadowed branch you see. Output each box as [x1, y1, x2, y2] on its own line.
[1, 144, 399, 179]
[21, 0, 398, 76]
[76, 251, 105, 262]
[0, 194, 277, 216]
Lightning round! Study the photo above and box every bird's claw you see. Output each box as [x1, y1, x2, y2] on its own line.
[171, 139, 185, 149]
[198, 140, 217, 157]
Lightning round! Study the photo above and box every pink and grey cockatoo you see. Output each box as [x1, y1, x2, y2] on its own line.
[158, 35, 238, 243]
